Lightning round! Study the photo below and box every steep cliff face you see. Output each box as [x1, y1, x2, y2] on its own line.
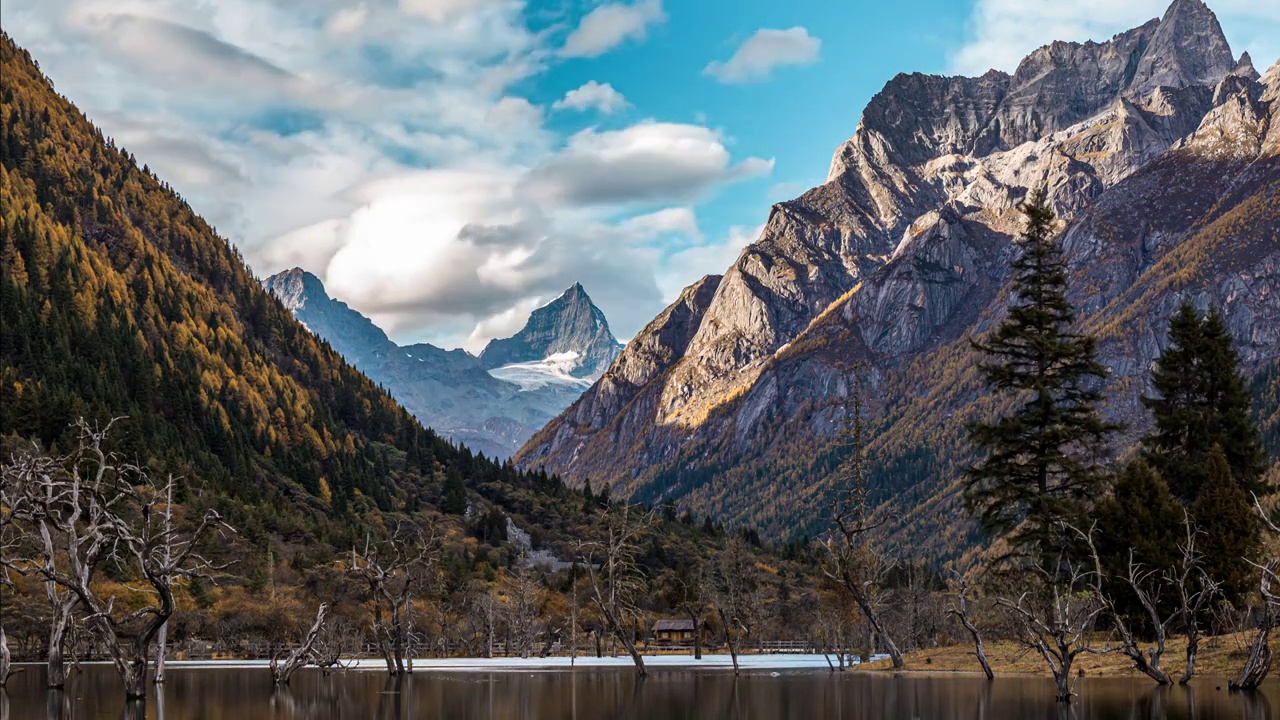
[265, 270, 620, 459]
[517, 1, 1280, 553]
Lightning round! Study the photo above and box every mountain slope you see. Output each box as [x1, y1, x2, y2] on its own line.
[518, 0, 1280, 555]
[264, 269, 620, 458]
[0, 34, 590, 548]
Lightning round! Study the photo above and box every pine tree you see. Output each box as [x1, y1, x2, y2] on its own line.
[965, 188, 1120, 560]
[441, 467, 467, 516]
[1190, 446, 1260, 603]
[1143, 303, 1268, 501]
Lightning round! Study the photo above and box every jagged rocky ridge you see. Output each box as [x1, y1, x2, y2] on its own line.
[264, 270, 621, 459]
[517, 0, 1280, 555]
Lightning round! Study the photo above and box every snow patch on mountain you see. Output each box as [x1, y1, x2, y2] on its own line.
[488, 352, 595, 391]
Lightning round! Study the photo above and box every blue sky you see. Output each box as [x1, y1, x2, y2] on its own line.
[3, 0, 1277, 350]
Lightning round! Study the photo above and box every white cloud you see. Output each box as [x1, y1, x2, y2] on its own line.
[399, 0, 509, 24]
[657, 224, 760, 301]
[560, 0, 665, 58]
[617, 207, 701, 241]
[521, 121, 773, 207]
[2, 0, 769, 349]
[552, 80, 630, 113]
[950, 0, 1280, 76]
[704, 27, 821, 84]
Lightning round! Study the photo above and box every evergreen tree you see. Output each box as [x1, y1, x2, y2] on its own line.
[1189, 446, 1260, 603]
[965, 188, 1119, 560]
[441, 468, 467, 516]
[1095, 459, 1184, 625]
[1096, 459, 1183, 575]
[1143, 303, 1269, 501]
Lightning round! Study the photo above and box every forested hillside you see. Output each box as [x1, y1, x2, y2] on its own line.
[0, 33, 582, 551]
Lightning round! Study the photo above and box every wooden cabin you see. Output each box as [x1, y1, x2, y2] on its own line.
[652, 618, 699, 644]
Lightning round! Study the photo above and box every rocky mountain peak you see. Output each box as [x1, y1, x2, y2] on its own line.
[263, 268, 396, 371]
[262, 267, 329, 311]
[479, 284, 622, 378]
[1128, 0, 1235, 96]
[1231, 51, 1259, 80]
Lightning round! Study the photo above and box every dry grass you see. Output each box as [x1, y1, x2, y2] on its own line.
[858, 633, 1280, 680]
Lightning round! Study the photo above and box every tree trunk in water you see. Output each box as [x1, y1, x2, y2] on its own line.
[949, 608, 993, 680]
[685, 609, 701, 660]
[0, 625, 13, 687]
[717, 609, 739, 676]
[1180, 631, 1198, 685]
[46, 611, 70, 689]
[272, 604, 329, 686]
[154, 620, 169, 684]
[1230, 624, 1272, 690]
[856, 600, 902, 669]
[1054, 656, 1073, 703]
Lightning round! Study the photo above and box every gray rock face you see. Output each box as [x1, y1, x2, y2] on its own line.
[516, 0, 1280, 552]
[479, 282, 622, 378]
[265, 270, 620, 459]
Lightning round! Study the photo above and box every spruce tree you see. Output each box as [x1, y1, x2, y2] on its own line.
[441, 468, 467, 516]
[1190, 446, 1260, 603]
[1143, 303, 1268, 501]
[1095, 459, 1184, 625]
[965, 188, 1119, 560]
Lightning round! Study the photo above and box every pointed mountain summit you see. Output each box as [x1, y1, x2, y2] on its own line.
[262, 268, 398, 371]
[1129, 0, 1236, 96]
[479, 283, 622, 379]
[263, 272, 622, 458]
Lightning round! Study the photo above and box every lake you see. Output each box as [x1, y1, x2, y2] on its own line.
[3, 661, 1278, 719]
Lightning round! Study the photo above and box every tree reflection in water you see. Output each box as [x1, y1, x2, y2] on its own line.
[2, 665, 1278, 719]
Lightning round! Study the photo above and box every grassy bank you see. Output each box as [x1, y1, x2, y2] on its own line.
[858, 633, 1280, 680]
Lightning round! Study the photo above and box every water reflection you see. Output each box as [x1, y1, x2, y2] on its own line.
[3, 665, 1278, 719]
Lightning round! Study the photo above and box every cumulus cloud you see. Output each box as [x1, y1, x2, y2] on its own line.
[520, 122, 773, 207]
[560, 0, 665, 58]
[552, 81, 630, 113]
[3, 0, 768, 349]
[703, 27, 821, 84]
[950, 0, 1280, 76]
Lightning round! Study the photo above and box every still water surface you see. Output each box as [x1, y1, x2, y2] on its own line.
[3, 664, 1278, 719]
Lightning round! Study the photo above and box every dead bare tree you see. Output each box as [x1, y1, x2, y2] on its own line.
[578, 504, 655, 677]
[313, 616, 360, 674]
[153, 481, 174, 684]
[347, 520, 441, 675]
[0, 461, 22, 688]
[675, 563, 709, 660]
[1231, 559, 1276, 690]
[822, 368, 903, 668]
[946, 572, 993, 680]
[504, 561, 543, 659]
[1098, 548, 1176, 685]
[9, 420, 232, 699]
[1233, 497, 1280, 690]
[705, 538, 757, 675]
[0, 432, 104, 690]
[996, 526, 1107, 702]
[1167, 513, 1221, 685]
[270, 603, 330, 685]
